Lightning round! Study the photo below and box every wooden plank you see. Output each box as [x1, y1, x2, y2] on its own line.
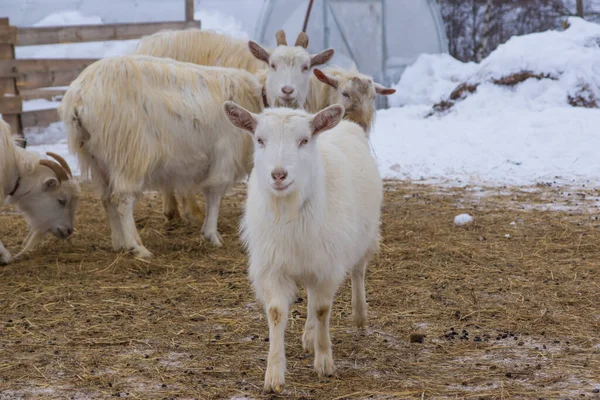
[0, 58, 99, 78]
[0, 21, 22, 141]
[0, 95, 22, 114]
[0, 78, 14, 95]
[0, 26, 17, 45]
[0, 44, 12, 59]
[17, 20, 201, 46]
[15, 69, 85, 90]
[21, 88, 66, 101]
[21, 108, 59, 129]
[1, 114, 22, 136]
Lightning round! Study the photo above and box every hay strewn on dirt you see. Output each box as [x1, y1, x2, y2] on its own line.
[1, 181, 599, 399]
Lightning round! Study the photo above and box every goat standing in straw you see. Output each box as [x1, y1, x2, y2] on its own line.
[224, 101, 383, 393]
[60, 56, 264, 256]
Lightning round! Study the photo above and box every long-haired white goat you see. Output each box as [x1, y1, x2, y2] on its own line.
[134, 29, 335, 227]
[59, 55, 263, 256]
[307, 66, 396, 133]
[223, 102, 383, 393]
[0, 117, 79, 264]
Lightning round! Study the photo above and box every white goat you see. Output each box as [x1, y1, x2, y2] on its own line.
[134, 29, 335, 226]
[134, 29, 334, 109]
[0, 117, 79, 265]
[307, 66, 396, 133]
[60, 55, 263, 256]
[223, 102, 383, 393]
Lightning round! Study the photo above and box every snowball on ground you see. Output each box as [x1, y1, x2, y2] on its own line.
[454, 214, 473, 226]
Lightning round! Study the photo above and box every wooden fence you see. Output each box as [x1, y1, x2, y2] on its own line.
[0, 0, 199, 145]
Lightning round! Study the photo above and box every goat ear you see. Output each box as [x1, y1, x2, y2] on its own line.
[310, 48, 335, 67]
[248, 41, 270, 64]
[313, 69, 338, 89]
[310, 104, 344, 136]
[43, 177, 60, 191]
[223, 101, 257, 135]
[374, 83, 396, 96]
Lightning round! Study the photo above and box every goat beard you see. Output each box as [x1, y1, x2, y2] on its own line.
[272, 97, 302, 109]
[269, 189, 301, 223]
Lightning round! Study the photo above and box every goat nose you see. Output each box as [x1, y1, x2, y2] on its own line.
[271, 168, 288, 182]
[281, 86, 294, 95]
[67, 228, 73, 237]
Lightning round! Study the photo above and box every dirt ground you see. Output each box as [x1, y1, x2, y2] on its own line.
[1, 181, 599, 400]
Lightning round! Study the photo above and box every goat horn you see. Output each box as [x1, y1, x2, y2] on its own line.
[39, 160, 69, 182]
[275, 30, 287, 46]
[295, 32, 309, 48]
[46, 152, 73, 178]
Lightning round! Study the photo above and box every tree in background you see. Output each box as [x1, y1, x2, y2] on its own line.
[439, 0, 598, 62]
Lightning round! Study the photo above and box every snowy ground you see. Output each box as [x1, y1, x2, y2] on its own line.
[4, 10, 600, 189]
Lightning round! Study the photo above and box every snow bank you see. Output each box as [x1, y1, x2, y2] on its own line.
[390, 17, 600, 109]
[371, 97, 600, 186]
[390, 54, 478, 107]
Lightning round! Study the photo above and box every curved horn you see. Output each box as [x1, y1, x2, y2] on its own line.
[295, 32, 309, 48]
[39, 160, 69, 182]
[275, 29, 287, 46]
[46, 152, 73, 178]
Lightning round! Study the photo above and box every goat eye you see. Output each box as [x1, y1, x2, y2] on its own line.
[58, 199, 67, 207]
[257, 138, 265, 146]
[299, 138, 309, 147]
[302, 65, 309, 72]
[270, 63, 276, 70]
[342, 92, 350, 98]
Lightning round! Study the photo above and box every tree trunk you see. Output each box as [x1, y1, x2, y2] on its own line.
[476, 0, 494, 62]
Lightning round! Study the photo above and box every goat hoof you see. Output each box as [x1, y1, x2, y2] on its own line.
[352, 312, 367, 329]
[314, 352, 335, 377]
[132, 246, 153, 259]
[203, 232, 223, 247]
[263, 368, 285, 394]
[0, 253, 13, 266]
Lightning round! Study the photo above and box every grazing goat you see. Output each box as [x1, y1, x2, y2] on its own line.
[307, 66, 396, 133]
[134, 29, 335, 230]
[0, 117, 79, 265]
[60, 55, 263, 256]
[223, 102, 383, 393]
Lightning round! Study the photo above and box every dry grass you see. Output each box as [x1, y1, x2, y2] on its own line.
[1, 181, 600, 399]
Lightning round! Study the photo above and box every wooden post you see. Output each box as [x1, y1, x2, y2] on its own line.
[185, 0, 195, 22]
[0, 18, 24, 147]
[576, 0, 584, 18]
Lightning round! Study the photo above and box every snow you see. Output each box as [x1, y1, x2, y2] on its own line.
[22, 99, 62, 111]
[390, 54, 478, 107]
[375, 17, 600, 186]
[194, 9, 249, 40]
[9, 11, 600, 189]
[454, 214, 473, 227]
